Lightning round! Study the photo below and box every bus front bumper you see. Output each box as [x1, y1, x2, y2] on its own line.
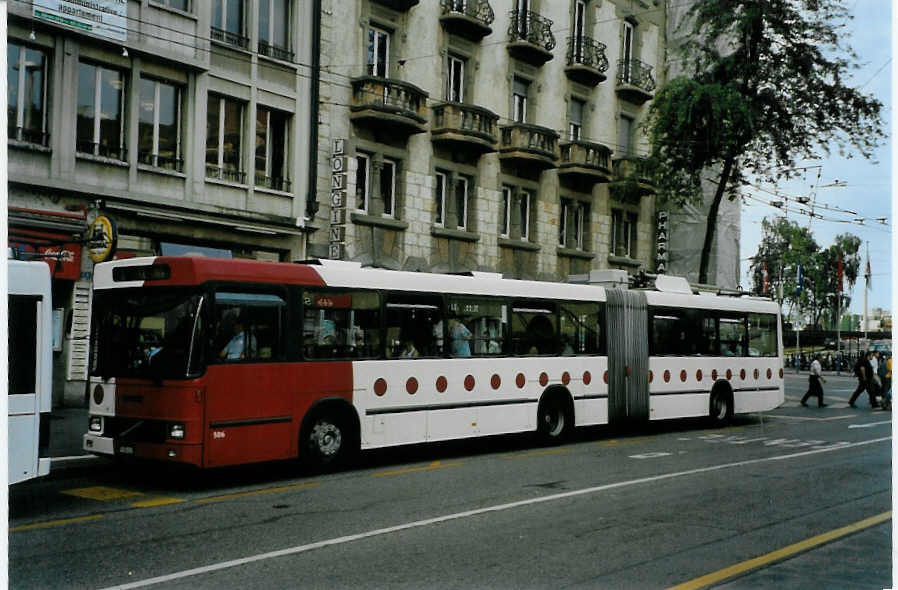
[83, 433, 115, 455]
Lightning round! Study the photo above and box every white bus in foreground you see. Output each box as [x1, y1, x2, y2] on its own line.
[9, 260, 52, 483]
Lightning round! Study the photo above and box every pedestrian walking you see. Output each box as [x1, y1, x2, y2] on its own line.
[848, 351, 877, 408]
[800, 354, 827, 407]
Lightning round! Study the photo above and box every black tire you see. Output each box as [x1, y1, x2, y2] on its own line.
[300, 410, 358, 471]
[537, 395, 573, 444]
[709, 389, 734, 426]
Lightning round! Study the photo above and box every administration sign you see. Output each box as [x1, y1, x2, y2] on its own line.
[34, 0, 128, 42]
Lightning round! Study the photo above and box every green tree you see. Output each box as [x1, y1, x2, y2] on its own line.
[646, 0, 884, 284]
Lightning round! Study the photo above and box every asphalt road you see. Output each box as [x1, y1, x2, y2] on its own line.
[9, 374, 892, 589]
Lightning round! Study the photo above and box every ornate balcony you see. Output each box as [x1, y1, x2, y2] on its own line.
[498, 123, 559, 169]
[440, 0, 494, 41]
[615, 59, 656, 104]
[558, 140, 612, 183]
[610, 156, 655, 201]
[350, 76, 429, 136]
[507, 10, 555, 66]
[370, 0, 419, 10]
[211, 27, 250, 50]
[565, 36, 609, 86]
[431, 102, 499, 154]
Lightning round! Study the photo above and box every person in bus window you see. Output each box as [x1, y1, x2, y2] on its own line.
[220, 318, 256, 361]
[450, 318, 472, 357]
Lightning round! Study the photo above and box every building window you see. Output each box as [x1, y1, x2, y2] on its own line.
[7, 43, 48, 146]
[611, 209, 637, 258]
[259, 0, 292, 61]
[212, 0, 248, 49]
[367, 27, 390, 78]
[568, 98, 584, 141]
[618, 114, 634, 156]
[562, 200, 587, 249]
[356, 153, 371, 212]
[157, 0, 190, 11]
[512, 77, 528, 123]
[500, 186, 512, 238]
[435, 171, 447, 226]
[76, 62, 126, 160]
[381, 158, 396, 217]
[519, 190, 531, 240]
[138, 78, 183, 171]
[255, 106, 290, 191]
[454, 176, 469, 230]
[447, 55, 465, 102]
[206, 94, 245, 183]
[621, 20, 635, 81]
[573, 0, 587, 59]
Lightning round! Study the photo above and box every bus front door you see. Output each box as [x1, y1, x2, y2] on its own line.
[605, 289, 649, 425]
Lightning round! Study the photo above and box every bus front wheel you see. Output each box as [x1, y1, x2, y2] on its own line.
[301, 411, 357, 471]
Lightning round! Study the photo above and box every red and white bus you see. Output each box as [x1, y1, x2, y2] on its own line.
[83, 257, 783, 469]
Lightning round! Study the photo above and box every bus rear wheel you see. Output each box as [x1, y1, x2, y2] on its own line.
[709, 390, 733, 426]
[537, 395, 572, 444]
[301, 411, 356, 471]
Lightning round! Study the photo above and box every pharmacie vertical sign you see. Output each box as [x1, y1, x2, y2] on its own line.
[34, 0, 128, 42]
[329, 139, 346, 260]
[655, 211, 669, 274]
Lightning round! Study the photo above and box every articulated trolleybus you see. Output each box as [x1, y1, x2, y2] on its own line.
[83, 257, 783, 469]
[9, 260, 53, 483]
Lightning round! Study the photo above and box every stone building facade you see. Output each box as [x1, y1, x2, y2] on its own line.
[309, 0, 665, 281]
[8, 0, 318, 405]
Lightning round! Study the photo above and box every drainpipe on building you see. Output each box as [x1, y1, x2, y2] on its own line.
[305, 0, 322, 223]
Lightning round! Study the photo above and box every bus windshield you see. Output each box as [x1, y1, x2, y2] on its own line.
[91, 289, 205, 380]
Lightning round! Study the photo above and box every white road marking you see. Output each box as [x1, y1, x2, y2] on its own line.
[629, 452, 672, 459]
[848, 420, 892, 429]
[100, 436, 891, 590]
[763, 414, 856, 422]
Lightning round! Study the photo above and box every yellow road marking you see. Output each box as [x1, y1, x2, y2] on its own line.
[61, 486, 144, 501]
[10, 514, 104, 532]
[667, 511, 892, 590]
[132, 497, 186, 508]
[504, 448, 571, 459]
[373, 460, 462, 477]
[598, 437, 652, 447]
[195, 482, 320, 503]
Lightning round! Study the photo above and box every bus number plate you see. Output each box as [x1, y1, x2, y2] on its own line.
[118, 445, 134, 455]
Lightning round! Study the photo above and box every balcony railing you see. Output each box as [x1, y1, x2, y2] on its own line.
[255, 173, 292, 192]
[616, 59, 656, 103]
[350, 76, 429, 135]
[138, 151, 185, 173]
[211, 27, 250, 50]
[258, 40, 294, 62]
[565, 36, 609, 85]
[499, 122, 559, 168]
[431, 102, 498, 152]
[76, 140, 127, 161]
[440, 0, 494, 40]
[8, 126, 50, 147]
[206, 164, 247, 184]
[507, 10, 554, 64]
[559, 140, 612, 180]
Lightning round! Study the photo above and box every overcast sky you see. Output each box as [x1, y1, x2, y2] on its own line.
[738, 1, 892, 318]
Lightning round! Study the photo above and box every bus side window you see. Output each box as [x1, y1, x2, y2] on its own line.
[748, 313, 777, 357]
[302, 290, 380, 359]
[650, 308, 683, 356]
[447, 297, 506, 357]
[559, 302, 603, 355]
[511, 301, 557, 356]
[214, 292, 286, 363]
[719, 314, 747, 356]
[9, 295, 38, 395]
[385, 293, 442, 358]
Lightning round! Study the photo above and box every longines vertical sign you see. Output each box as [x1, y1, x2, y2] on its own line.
[329, 139, 347, 260]
[34, 0, 128, 42]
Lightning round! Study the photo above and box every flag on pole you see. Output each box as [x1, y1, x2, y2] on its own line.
[837, 253, 843, 293]
[795, 261, 803, 296]
[762, 263, 770, 294]
[865, 257, 872, 290]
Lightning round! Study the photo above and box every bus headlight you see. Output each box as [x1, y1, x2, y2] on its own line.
[89, 416, 104, 433]
[168, 423, 185, 440]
